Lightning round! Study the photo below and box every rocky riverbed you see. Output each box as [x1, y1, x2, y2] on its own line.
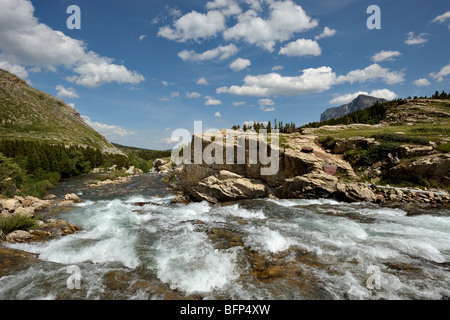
[0, 172, 449, 300]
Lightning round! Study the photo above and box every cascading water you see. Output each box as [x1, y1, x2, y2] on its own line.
[1, 173, 449, 300]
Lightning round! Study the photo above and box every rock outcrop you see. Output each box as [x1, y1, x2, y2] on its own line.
[0, 196, 55, 218]
[388, 153, 450, 186]
[332, 137, 379, 154]
[153, 158, 173, 173]
[174, 131, 376, 203]
[1, 195, 82, 244]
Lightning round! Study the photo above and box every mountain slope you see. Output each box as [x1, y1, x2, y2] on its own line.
[0, 68, 121, 154]
[321, 95, 387, 122]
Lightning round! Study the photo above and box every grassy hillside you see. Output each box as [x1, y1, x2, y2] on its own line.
[112, 143, 172, 173]
[0, 68, 120, 153]
[306, 98, 450, 146]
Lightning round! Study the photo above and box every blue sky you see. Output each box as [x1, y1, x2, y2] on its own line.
[0, 0, 449, 150]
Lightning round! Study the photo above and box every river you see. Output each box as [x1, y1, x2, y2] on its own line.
[1, 173, 449, 300]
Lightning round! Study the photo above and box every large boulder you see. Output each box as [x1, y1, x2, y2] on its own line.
[153, 158, 173, 173]
[5, 230, 32, 243]
[0, 198, 20, 212]
[12, 206, 36, 218]
[61, 193, 82, 205]
[0, 196, 53, 217]
[333, 137, 378, 154]
[395, 144, 435, 159]
[281, 172, 339, 199]
[189, 170, 268, 203]
[388, 153, 450, 186]
[336, 182, 377, 203]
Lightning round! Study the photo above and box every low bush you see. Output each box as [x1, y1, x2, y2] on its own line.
[371, 133, 429, 145]
[344, 142, 400, 167]
[0, 214, 39, 234]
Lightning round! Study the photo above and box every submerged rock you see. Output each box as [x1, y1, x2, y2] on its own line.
[63, 193, 83, 203]
[154, 158, 173, 173]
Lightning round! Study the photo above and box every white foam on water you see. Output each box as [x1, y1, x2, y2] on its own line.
[154, 225, 240, 294]
[267, 198, 341, 207]
[3, 186, 450, 300]
[364, 217, 450, 263]
[213, 204, 266, 220]
[243, 226, 293, 253]
[358, 207, 407, 218]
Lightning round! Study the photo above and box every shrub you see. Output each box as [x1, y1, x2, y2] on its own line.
[318, 135, 337, 149]
[436, 142, 450, 153]
[0, 214, 39, 234]
[371, 133, 429, 145]
[344, 142, 399, 167]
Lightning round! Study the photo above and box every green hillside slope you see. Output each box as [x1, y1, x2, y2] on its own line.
[0, 68, 120, 154]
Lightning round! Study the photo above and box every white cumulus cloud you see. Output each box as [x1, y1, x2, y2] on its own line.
[258, 98, 275, 112]
[405, 32, 428, 45]
[178, 44, 238, 62]
[315, 26, 337, 40]
[55, 85, 79, 99]
[336, 63, 405, 85]
[206, 0, 242, 16]
[0, 60, 29, 79]
[217, 66, 336, 97]
[81, 116, 136, 139]
[197, 77, 209, 85]
[432, 11, 450, 23]
[186, 92, 202, 98]
[0, 0, 144, 88]
[430, 64, 450, 82]
[230, 58, 251, 71]
[271, 65, 283, 71]
[413, 78, 431, 87]
[158, 10, 226, 42]
[371, 50, 402, 63]
[205, 96, 222, 105]
[278, 38, 321, 57]
[223, 0, 318, 52]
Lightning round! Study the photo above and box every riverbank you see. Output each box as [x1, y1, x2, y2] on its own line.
[0, 193, 82, 243]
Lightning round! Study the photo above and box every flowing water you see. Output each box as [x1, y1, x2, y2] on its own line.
[1, 173, 450, 300]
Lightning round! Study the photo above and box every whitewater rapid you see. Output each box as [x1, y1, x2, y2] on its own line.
[1, 175, 449, 300]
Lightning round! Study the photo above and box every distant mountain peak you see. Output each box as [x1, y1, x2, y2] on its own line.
[320, 95, 387, 122]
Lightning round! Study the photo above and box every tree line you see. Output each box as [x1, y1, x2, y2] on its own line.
[232, 118, 297, 134]
[231, 90, 449, 133]
[0, 139, 130, 198]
